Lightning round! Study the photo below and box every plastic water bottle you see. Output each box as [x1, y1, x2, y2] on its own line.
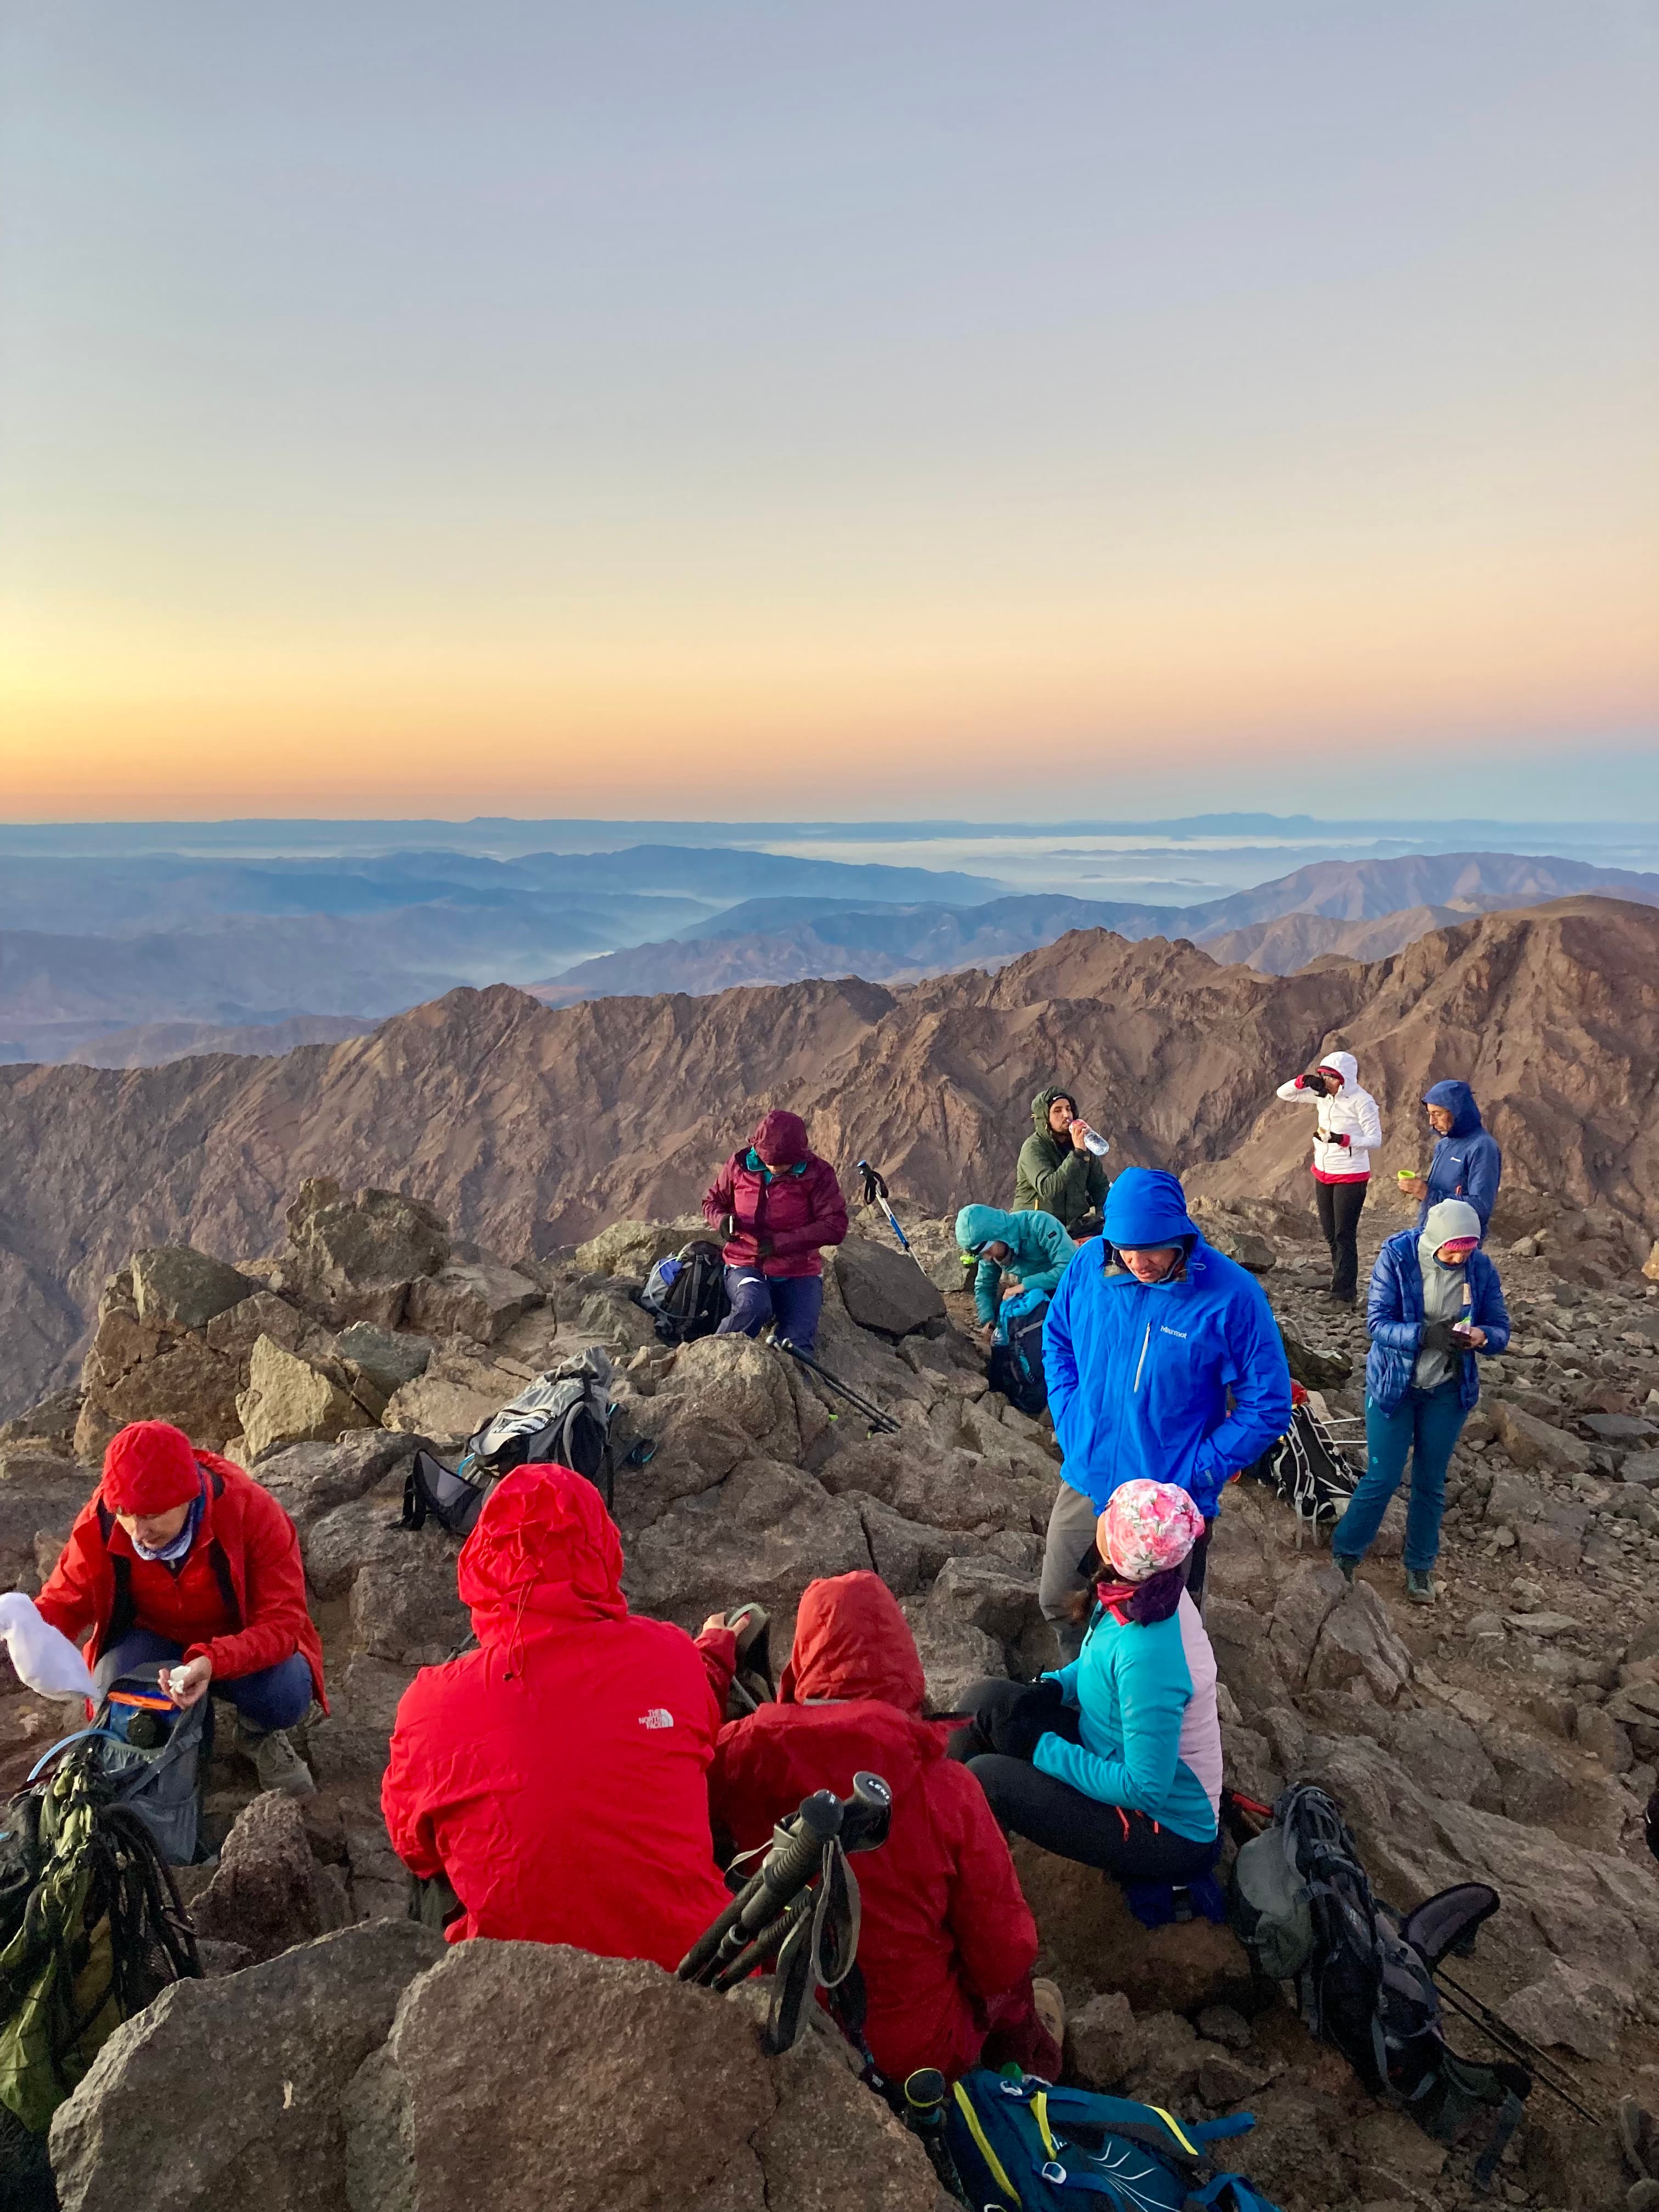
[1082, 1130, 1110, 1158]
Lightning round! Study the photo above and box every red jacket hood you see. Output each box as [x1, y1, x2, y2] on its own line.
[458, 1463, 628, 1650]
[751, 1109, 810, 1166]
[778, 1572, 928, 1713]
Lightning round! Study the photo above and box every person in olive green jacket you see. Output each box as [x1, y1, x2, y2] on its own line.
[1013, 1086, 1110, 1233]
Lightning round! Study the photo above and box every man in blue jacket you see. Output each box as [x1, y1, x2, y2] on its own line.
[1038, 1167, 1293, 1658]
[1398, 1081, 1502, 1241]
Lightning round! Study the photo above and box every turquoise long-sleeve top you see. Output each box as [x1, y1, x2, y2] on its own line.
[955, 1205, 1077, 1327]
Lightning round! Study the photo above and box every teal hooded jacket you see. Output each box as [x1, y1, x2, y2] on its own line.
[955, 1205, 1077, 1327]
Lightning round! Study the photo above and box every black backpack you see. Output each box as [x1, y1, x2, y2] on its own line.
[985, 1297, 1051, 1419]
[1230, 1785, 1528, 2184]
[1243, 1400, 1361, 1541]
[638, 1240, 730, 1346]
[402, 1346, 618, 1534]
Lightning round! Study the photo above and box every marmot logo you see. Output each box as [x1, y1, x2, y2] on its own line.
[1160, 1325, 1188, 1340]
[638, 1708, 674, 1730]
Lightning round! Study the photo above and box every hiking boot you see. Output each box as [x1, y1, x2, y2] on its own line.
[1333, 1552, 1356, 1585]
[1404, 1568, 1437, 1606]
[1031, 1977, 1065, 2051]
[1620, 2097, 1658, 2182]
[235, 1723, 315, 1798]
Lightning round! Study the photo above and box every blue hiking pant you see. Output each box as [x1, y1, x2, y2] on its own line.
[1333, 1380, 1467, 1573]
[94, 1627, 313, 1733]
[716, 1268, 824, 1355]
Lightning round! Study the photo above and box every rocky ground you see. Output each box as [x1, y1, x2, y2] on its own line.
[2, 1175, 1656, 2211]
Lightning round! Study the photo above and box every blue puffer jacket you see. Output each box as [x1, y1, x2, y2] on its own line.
[1043, 1169, 1293, 1519]
[1365, 1229, 1511, 1414]
[956, 1205, 1077, 1327]
[1417, 1082, 1503, 1238]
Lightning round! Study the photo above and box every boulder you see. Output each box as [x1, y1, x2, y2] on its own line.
[0, 1387, 81, 1450]
[1499, 1957, 1629, 2059]
[1012, 1839, 1248, 2015]
[1621, 1449, 1659, 1488]
[1304, 1582, 1413, 1705]
[572, 1218, 704, 1281]
[255, 1427, 421, 1538]
[236, 1334, 376, 1462]
[1266, 1562, 1347, 1691]
[901, 1600, 1007, 1711]
[332, 1321, 434, 1396]
[848, 1494, 953, 1596]
[283, 1177, 450, 1326]
[382, 1350, 521, 1444]
[1490, 1401, 1593, 1476]
[204, 1289, 309, 1366]
[74, 1333, 244, 1458]
[130, 1245, 258, 1332]
[831, 1240, 946, 1338]
[303, 1488, 422, 1600]
[405, 1262, 543, 1345]
[303, 1656, 417, 1791]
[1066, 1989, 1144, 2090]
[48, 1922, 446, 2212]
[191, 1791, 349, 1965]
[351, 1547, 469, 1664]
[755, 2025, 947, 2212]
[1277, 1325, 1352, 1389]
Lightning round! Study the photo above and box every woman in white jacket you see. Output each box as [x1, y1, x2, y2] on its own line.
[1275, 1049, 1383, 1305]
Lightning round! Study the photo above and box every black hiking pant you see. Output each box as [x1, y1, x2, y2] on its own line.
[947, 1679, 1217, 1883]
[1314, 1177, 1368, 1302]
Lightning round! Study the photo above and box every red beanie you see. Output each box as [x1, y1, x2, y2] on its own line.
[101, 1421, 202, 1515]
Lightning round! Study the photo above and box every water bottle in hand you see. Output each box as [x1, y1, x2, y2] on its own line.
[1082, 1129, 1110, 1158]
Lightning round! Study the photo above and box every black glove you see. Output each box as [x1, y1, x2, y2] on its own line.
[1324, 1131, 1350, 1149]
[1419, 1319, 1458, 1355]
[990, 1678, 1066, 1762]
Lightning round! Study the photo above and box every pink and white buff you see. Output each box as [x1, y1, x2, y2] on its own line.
[1098, 1479, 1206, 1584]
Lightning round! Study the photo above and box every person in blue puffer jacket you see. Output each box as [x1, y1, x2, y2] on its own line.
[1332, 1198, 1510, 1605]
[1037, 1168, 1293, 1658]
[1398, 1080, 1503, 1241]
[955, 1204, 1077, 1344]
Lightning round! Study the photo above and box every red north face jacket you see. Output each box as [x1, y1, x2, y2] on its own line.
[381, 1463, 731, 1966]
[702, 1572, 1040, 2083]
[702, 1109, 848, 1280]
[36, 1450, 326, 1706]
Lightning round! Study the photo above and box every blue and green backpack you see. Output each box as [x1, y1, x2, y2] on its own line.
[944, 2070, 1283, 2212]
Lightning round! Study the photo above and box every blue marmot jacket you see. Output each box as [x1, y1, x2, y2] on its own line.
[1365, 1229, 1511, 1414]
[1042, 1169, 1293, 1519]
[1417, 1082, 1503, 1238]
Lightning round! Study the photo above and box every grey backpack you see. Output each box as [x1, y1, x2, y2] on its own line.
[400, 1347, 617, 1534]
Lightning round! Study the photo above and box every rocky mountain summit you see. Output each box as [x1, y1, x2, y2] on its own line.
[0, 895, 1655, 1420]
[2, 1175, 1657, 2209]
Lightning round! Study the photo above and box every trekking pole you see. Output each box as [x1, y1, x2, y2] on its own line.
[855, 1159, 932, 1278]
[1434, 1972, 1604, 2124]
[901, 2070, 969, 2204]
[776, 1341, 901, 1436]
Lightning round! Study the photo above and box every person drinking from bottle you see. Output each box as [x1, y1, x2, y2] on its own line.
[382, 1462, 730, 1963]
[703, 1109, 848, 1356]
[1330, 1199, 1509, 1605]
[949, 1481, 1222, 1887]
[1273, 1049, 1383, 1306]
[35, 1419, 324, 1796]
[700, 1571, 1064, 2084]
[1013, 1085, 1110, 1234]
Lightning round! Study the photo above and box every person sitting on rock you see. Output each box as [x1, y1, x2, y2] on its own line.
[956, 1203, 1077, 1347]
[1038, 1167, 1292, 1658]
[1013, 1086, 1110, 1234]
[382, 1461, 731, 1967]
[949, 1481, 1222, 1888]
[35, 1419, 324, 1796]
[700, 1570, 1064, 2085]
[703, 1109, 848, 1356]
[1397, 1080, 1502, 1242]
[1273, 1048, 1383, 1306]
[1331, 1198, 1510, 1605]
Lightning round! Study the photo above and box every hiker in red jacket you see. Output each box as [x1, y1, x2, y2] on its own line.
[703, 1108, 848, 1355]
[700, 1571, 1063, 2084]
[382, 1462, 731, 1967]
[35, 1419, 324, 1796]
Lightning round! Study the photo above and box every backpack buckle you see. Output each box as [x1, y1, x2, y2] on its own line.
[1041, 2161, 1067, 2184]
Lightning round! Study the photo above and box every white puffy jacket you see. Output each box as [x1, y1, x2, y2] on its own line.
[1275, 1050, 1383, 1179]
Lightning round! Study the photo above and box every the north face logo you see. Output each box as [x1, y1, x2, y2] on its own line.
[638, 1708, 674, 1731]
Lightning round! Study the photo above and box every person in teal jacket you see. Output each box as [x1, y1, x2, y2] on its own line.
[955, 1204, 1077, 1344]
[949, 1479, 1221, 1883]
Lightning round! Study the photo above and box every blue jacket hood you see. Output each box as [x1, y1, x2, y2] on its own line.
[1103, 1168, 1197, 1250]
[1424, 1080, 1482, 1138]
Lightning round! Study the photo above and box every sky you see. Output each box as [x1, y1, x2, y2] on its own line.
[1, 1, 1656, 821]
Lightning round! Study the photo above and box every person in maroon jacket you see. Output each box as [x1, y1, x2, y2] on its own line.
[702, 1108, 848, 1355]
[700, 1571, 1063, 2085]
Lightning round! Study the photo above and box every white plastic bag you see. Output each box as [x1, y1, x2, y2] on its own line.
[0, 1592, 98, 1700]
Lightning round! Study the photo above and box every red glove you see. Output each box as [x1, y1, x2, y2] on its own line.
[1293, 1075, 1306, 1088]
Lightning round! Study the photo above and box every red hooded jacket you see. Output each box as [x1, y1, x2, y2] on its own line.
[381, 1463, 732, 1967]
[702, 1109, 848, 1280]
[702, 1572, 1040, 2083]
[36, 1449, 326, 1707]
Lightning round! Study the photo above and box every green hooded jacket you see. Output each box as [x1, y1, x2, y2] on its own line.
[1012, 1086, 1110, 1229]
[956, 1204, 1078, 1325]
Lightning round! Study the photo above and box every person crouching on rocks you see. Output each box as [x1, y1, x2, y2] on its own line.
[700, 1571, 1064, 2083]
[703, 1109, 848, 1357]
[1274, 1048, 1383, 1306]
[956, 1203, 1076, 1348]
[1039, 1167, 1292, 1659]
[1331, 1198, 1510, 1605]
[949, 1481, 1222, 1889]
[382, 1462, 731, 1964]
[35, 1419, 324, 1796]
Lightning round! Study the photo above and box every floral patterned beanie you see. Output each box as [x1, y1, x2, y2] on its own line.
[1098, 1480, 1206, 1585]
